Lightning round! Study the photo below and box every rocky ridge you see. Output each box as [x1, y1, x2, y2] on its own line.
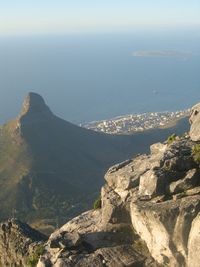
[1, 102, 200, 266]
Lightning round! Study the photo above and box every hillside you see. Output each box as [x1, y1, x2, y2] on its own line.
[0, 92, 189, 232]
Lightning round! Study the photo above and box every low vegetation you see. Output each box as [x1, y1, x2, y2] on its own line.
[166, 133, 177, 145]
[192, 144, 200, 165]
[93, 196, 101, 209]
[26, 244, 45, 267]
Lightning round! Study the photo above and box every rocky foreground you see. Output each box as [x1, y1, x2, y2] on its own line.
[1, 102, 200, 267]
[0, 219, 47, 266]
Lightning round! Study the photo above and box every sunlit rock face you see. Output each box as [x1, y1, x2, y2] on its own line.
[189, 102, 200, 141]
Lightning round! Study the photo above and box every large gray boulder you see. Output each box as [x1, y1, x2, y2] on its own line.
[131, 195, 200, 267]
[169, 168, 200, 194]
[188, 213, 200, 267]
[189, 102, 200, 141]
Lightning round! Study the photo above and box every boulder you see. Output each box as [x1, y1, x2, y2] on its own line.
[131, 195, 200, 267]
[139, 169, 159, 198]
[189, 102, 200, 141]
[49, 231, 81, 249]
[150, 142, 168, 155]
[104, 159, 139, 194]
[38, 209, 157, 267]
[169, 169, 200, 194]
[188, 213, 200, 267]
[101, 184, 130, 226]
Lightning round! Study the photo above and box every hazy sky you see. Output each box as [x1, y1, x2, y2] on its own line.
[0, 0, 200, 35]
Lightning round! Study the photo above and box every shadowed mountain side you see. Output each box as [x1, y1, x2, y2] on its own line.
[0, 93, 189, 231]
[129, 116, 190, 154]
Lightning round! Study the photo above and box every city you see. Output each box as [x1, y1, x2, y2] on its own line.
[81, 109, 190, 134]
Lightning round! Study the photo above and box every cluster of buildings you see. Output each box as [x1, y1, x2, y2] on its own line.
[81, 110, 190, 135]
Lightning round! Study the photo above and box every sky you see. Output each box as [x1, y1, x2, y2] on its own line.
[0, 0, 200, 35]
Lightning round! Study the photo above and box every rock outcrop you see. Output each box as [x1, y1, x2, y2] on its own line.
[0, 219, 47, 267]
[189, 102, 200, 141]
[37, 209, 156, 267]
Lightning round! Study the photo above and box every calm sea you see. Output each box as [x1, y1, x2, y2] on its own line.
[0, 29, 199, 124]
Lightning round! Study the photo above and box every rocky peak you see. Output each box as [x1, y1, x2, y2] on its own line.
[19, 92, 53, 119]
[14, 92, 54, 131]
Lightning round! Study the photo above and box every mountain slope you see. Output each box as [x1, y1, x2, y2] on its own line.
[0, 92, 189, 231]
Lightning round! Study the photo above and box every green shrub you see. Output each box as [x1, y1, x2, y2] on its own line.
[167, 134, 177, 145]
[27, 256, 38, 267]
[26, 244, 45, 267]
[93, 196, 101, 209]
[192, 144, 200, 165]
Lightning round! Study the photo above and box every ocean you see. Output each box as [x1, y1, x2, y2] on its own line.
[0, 29, 199, 125]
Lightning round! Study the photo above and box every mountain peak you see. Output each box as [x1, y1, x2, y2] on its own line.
[19, 92, 53, 118]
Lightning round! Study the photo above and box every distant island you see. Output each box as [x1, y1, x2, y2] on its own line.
[133, 50, 192, 59]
